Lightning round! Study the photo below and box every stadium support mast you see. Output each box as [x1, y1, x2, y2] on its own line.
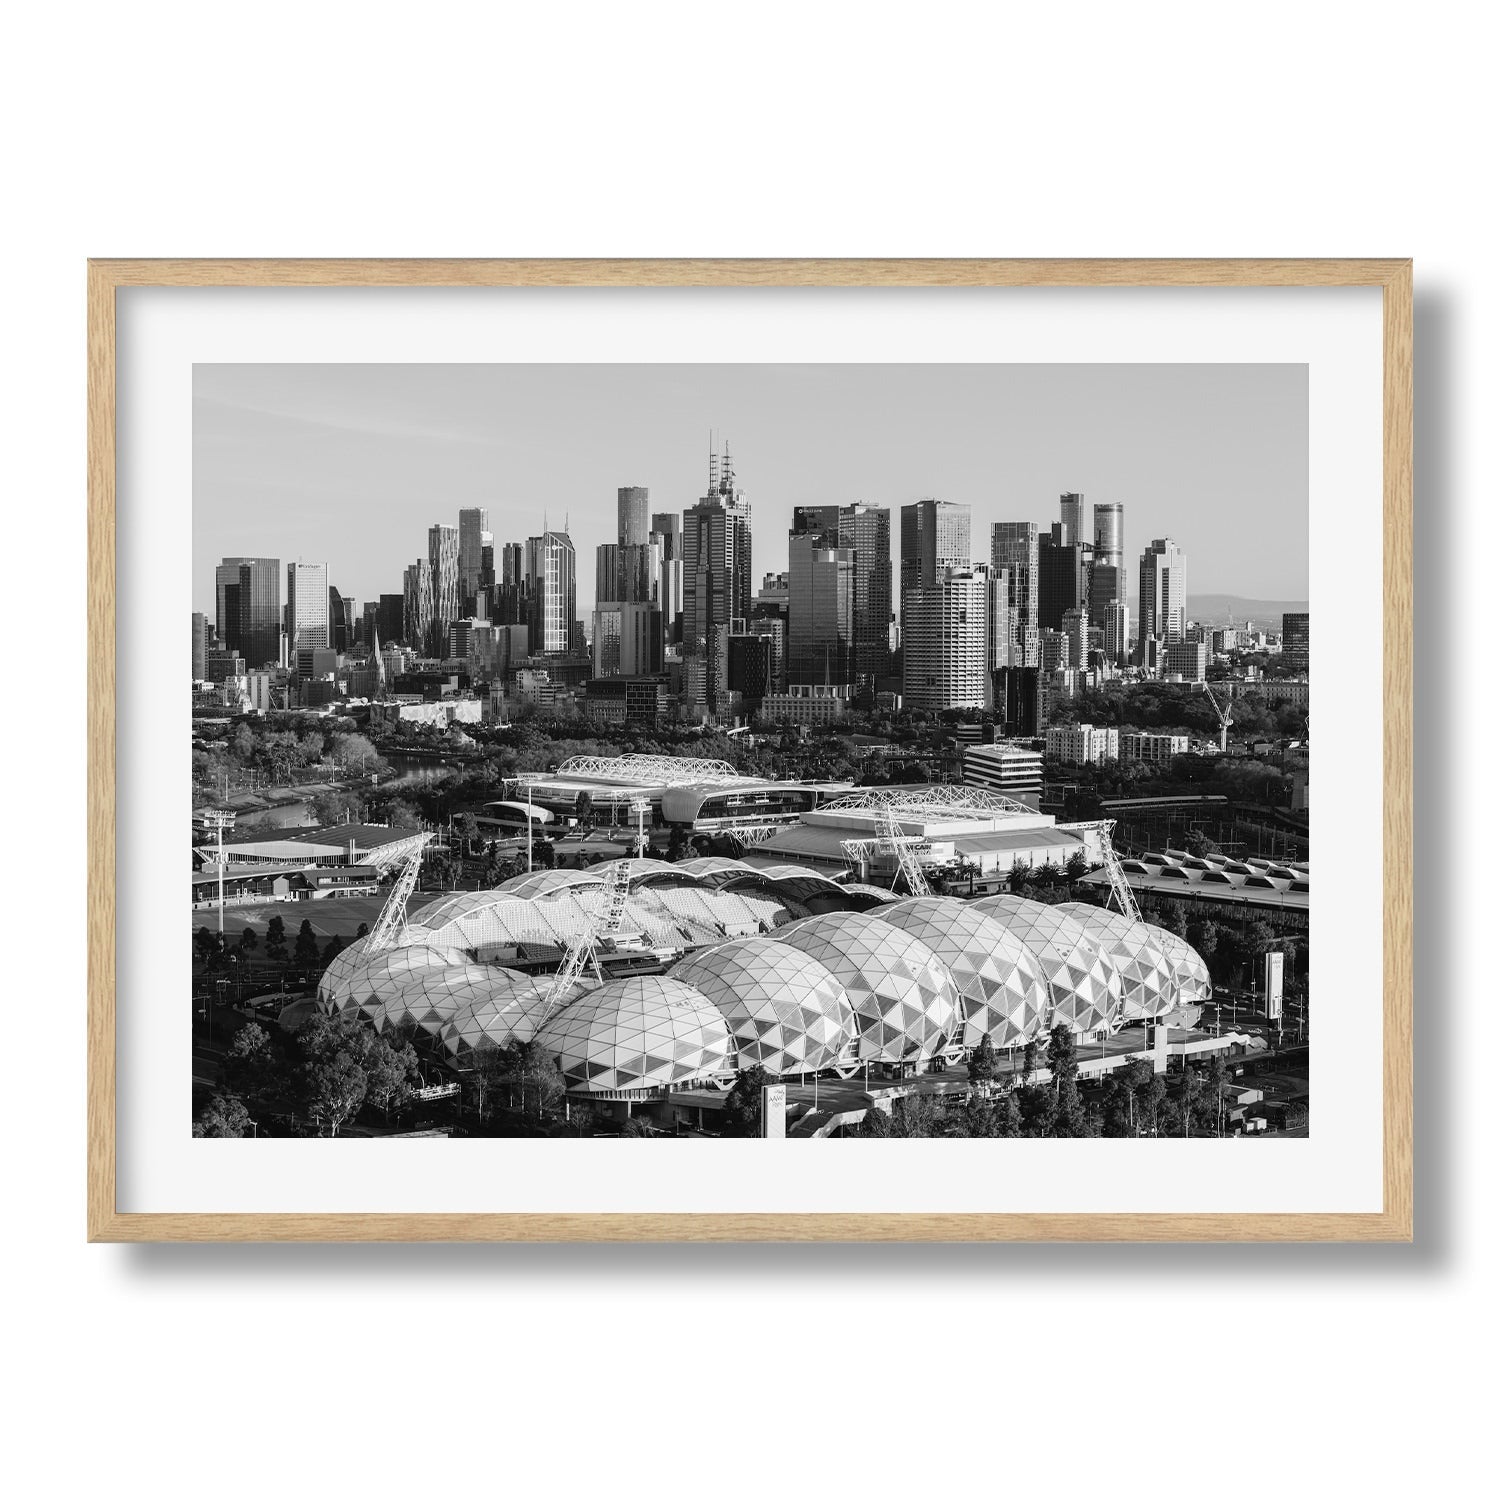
[540, 859, 634, 1017]
[842, 806, 931, 896]
[1065, 819, 1141, 923]
[364, 834, 434, 953]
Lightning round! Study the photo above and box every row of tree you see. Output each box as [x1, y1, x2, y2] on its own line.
[193, 1012, 423, 1137]
[193, 916, 367, 973]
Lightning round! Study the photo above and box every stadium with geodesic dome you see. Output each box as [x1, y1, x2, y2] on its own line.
[308, 856, 1212, 1107]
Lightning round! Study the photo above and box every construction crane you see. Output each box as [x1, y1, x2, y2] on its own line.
[1064, 819, 1142, 923]
[538, 858, 636, 1018]
[1202, 681, 1234, 753]
[841, 806, 931, 896]
[363, 835, 434, 953]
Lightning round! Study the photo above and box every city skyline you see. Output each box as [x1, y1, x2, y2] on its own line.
[193, 363, 1309, 614]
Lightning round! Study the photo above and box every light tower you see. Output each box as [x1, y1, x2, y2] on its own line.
[199, 808, 237, 936]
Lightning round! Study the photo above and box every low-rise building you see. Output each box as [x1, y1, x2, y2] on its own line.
[1163, 639, 1209, 682]
[758, 684, 849, 725]
[962, 742, 1044, 804]
[1046, 722, 1120, 765]
[369, 697, 483, 729]
[1120, 730, 1190, 764]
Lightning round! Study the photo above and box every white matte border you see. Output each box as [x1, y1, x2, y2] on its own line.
[116, 285, 1381, 1214]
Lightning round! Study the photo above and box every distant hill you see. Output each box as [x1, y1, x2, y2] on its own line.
[1186, 594, 1308, 632]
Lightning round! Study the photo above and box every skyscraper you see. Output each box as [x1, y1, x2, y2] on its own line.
[681, 441, 752, 706]
[1090, 501, 1125, 627]
[286, 562, 330, 656]
[1092, 501, 1124, 574]
[1039, 521, 1084, 629]
[902, 567, 990, 711]
[1060, 492, 1086, 549]
[900, 499, 971, 597]
[990, 522, 1040, 667]
[215, 558, 250, 645]
[403, 558, 433, 652]
[618, 486, 650, 547]
[234, 558, 281, 669]
[495, 542, 527, 627]
[191, 612, 208, 681]
[458, 507, 489, 606]
[899, 499, 971, 707]
[377, 593, 404, 648]
[787, 506, 854, 688]
[838, 502, 892, 689]
[1138, 538, 1187, 664]
[428, 524, 460, 656]
[526, 530, 577, 654]
[1282, 611, 1310, 673]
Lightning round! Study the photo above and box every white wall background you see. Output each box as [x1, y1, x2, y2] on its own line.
[0, 3, 1486, 1495]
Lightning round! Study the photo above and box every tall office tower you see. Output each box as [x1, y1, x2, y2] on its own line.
[985, 564, 1013, 671]
[595, 542, 620, 609]
[457, 508, 489, 605]
[990, 521, 1040, 667]
[427, 523, 460, 655]
[1062, 607, 1091, 673]
[902, 567, 990, 711]
[1282, 611, 1310, 673]
[1088, 563, 1123, 630]
[838, 502, 892, 689]
[328, 585, 354, 652]
[1092, 501, 1124, 574]
[377, 593, 404, 647]
[1104, 600, 1131, 665]
[403, 559, 433, 653]
[359, 601, 378, 648]
[900, 499, 971, 702]
[286, 562, 331, 656]
[788, 506, 854, 688]
[215, 557, 250, 645]
[1137, 538, 1188, 663]
[479, 542, 495, 598]
[619, 602, 663, 676]
[1089, 501, 1125, 627]
[231, 558, 281, 669]
[900, 498, 971, 596]
[681, 443, 752, 704]
[526, 529, 577, 654]
[1039, 628, 1071, 673]
[1039, 521, 1084, 629]
[618, 486, 650, 546]
[592, 604, 623, 678]
[494, 542, 527, 625]
[651, 511, 681, 561]
[1060, 493, 1086, 549]
[191, 612, 208, 680]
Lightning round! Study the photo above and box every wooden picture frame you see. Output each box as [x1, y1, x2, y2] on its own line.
[87, 258, 1412, 1242]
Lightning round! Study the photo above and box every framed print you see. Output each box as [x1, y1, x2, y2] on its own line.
[87, 258, 1412, 1242]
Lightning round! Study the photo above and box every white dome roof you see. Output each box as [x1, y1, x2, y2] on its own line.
[536, 975, 734, 1094]
[969, 896, 1124, 1033]
[671, 937, 856, 1075]
[773, 911, 960, 1063]
[316, 941, 471, 1016]
[439, 975, 585, 1061]
[877, 897, 1051, 1047]
[1055, 903, 1182, 1019]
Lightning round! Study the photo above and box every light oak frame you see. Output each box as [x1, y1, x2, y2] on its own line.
[86, 258, 1413, 1242]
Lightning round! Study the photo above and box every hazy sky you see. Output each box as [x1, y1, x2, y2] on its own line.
[193, 363, 1308, 615]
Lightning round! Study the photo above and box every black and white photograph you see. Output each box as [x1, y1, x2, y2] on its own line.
[189, 361, 1311, 1143]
